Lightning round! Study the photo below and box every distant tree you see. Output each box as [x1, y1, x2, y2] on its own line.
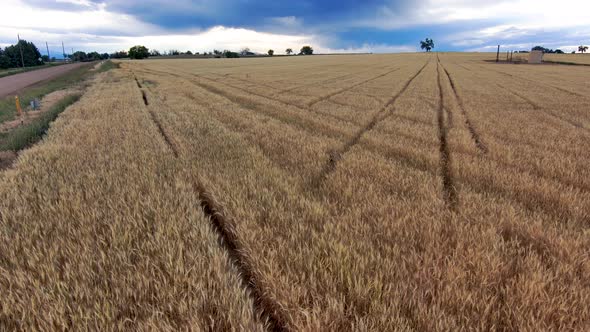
[149, 50, 161, 57]
[41, 55, 50, 62]
[110, 51, 128, 59]
[268, 49, 274, 56]
[129, 45, 149, 59]
[286, 48, 293, 55]
[3, 40, 43, 67]
[70, 51, 87, 62]
[579, 45, 588, 53]
[0, 49, 10, 69]
[213, 50, 222, 55]
[240, 47, 251, 56]
[571, 51, 576, 54]
[101, 53, 110, 60]
[168, 50, 180, 56]
[554, 49, 564, 54]
[185, 50, 193, 55]
[532, 46, 562, 53]
[87, 51, 101, 61]
[223, 50, 240, 58]
[420, 38, 434, 52]
[300, 45, 314, 55]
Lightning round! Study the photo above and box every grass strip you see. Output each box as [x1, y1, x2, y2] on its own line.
[96, 60, 120, 73]
[0, 94, 81, 151]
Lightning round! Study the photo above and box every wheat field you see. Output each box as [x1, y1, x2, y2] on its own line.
[0, 53, 589, 331]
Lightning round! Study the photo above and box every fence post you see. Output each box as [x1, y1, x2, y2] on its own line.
[496, 45, 500, 62]
[15, 96, 22, 116]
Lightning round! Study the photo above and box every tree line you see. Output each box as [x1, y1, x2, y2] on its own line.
[118, 45, 315, 59]
[0, 40, 43, 69]
[0, 39, 115, 70]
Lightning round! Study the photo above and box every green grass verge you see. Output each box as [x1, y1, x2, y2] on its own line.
[0, 94, 81, 151]
[0, 63, 65, 79]
[96, 60, 120, 73]
[0, 63, 94, 124]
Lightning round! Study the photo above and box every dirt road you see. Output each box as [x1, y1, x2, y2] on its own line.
[0, 62, 89, 98]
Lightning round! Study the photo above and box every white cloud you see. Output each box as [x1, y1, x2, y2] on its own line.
[269, 16, 302, 27]
[360, 0, 590, 31]
[0, 0, 410, 56]
[0, 0, 160, 35]
[319, 43, 417, 54]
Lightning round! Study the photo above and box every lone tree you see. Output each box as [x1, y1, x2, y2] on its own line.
[420, 38, 434, 52]
[268, 49, 274, 56]
[579, 45, 588, 53]
[129, 45, 149, 59]
[300, 45, 314, 55]
[286, 48, 293, 55]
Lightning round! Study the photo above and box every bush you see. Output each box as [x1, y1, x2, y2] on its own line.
[300, 46, 313, 55]
[128, 45, 149, 59]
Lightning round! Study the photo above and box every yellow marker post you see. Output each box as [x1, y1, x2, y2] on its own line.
[15, 95, 22, 116]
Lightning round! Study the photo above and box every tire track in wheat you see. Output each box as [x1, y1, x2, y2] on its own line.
[495, 84, 590, 132]
[313, 60, 430, 186]
[133, 72, 291, 331]
[436, 61, 459, 209]
[307, 67, 401, 107]
[438, 62, 488, 153]
[191, 181, 292, 331]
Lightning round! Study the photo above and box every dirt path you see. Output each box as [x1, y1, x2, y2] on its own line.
[0, 62, 89, 98]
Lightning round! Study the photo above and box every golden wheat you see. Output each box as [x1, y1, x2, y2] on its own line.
[1, 53, 588, 330]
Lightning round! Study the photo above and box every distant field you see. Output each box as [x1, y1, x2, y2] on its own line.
[543, 53, 590, 65]
[0, 53, 589, 330]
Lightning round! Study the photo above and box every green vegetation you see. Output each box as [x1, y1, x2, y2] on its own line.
[129, 45, 150, 59]
[532, 46, 564, 53]
[223, 50, 240, 58]
[0, 94, 80, 151]
[420, 38, 435, 52]
[0, 40, 43, 69]
[300, 45, 314, 55]
[97, 60, 120, 73]
[0, 63, 93, 124]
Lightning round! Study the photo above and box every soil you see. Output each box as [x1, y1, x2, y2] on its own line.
[0, 151, 17, 170]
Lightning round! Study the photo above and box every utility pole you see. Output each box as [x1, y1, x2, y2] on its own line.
[46, 42, 50, 62]
[496, 45, 500, 63]
[62, 41, 66, 61]
[17, 34, 25, 68]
